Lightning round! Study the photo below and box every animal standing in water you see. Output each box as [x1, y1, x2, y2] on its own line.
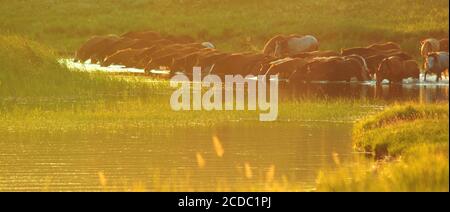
[424, 52, 449, 82]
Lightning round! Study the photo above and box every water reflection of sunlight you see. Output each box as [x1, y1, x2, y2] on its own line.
[60, 59, 449, 103]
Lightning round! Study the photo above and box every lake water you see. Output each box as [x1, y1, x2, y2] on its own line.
[0, 61, 448, 191]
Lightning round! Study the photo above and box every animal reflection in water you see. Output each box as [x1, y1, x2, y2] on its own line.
[277, 82, 449, 103]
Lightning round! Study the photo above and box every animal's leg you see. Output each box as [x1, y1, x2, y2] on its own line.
[376, 78, 382, 85]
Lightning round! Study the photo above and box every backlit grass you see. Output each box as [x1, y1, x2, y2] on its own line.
[0, 35, 163, 97]
[0, 0, 448, 192]
[0, 0, 448, 56]
[316, 104, 449, 192]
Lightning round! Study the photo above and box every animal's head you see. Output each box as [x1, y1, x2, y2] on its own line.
[341, 58, 364, 81]
[101, 57, 114, 67]
[376, 58, 390, 82]
[421, 41, 433, 57]
[274, 39, 289, 58]
[273, 41, 283, 58]
[349, 55, 371, 81]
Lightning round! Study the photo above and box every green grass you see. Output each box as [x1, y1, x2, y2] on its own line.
[353, 104, 449, 157]
[0, 0, 448, 57]
[0, 97, 379, 192]
[316, 104, 449, 192]
[0, 0, 448, 192]
[0, 98, 378, 134]
[0, 35, 163, 97]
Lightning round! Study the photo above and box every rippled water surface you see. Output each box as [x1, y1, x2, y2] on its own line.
[0, 61, 448, 191]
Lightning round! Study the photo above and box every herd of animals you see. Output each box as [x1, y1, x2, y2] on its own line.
[74, 31, 450, 84]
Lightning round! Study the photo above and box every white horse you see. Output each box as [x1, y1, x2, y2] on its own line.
[201, 42, 215, 49]
[424, 52, 449, 82]
[263, 35, 319, 57]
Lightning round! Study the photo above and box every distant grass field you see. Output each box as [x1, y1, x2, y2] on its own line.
[0, 0, 448, 57]
[317, 104, 449, 192]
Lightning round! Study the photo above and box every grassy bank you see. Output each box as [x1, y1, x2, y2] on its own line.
[317, 104, 449, 192]
[1, 0, 448, 56]
[0, 98, 377, 134]
[0, 35, 159, 97]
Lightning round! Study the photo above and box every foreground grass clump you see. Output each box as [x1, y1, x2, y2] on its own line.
[0, 35, 154, 97]
[353, 104, 449, 158]
[317, 104, 449, 192]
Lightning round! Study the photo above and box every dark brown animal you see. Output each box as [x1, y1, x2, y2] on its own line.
[366, 54, 387, 77]
[403, 60, 420, 80]
[365, 52, 413, 77]
[376, 56, 419, 84]
[121, 31, 163, 41]
[95, 38, 158, 63]
[341, 47, 404, 58]
[291, 50, 340, 59]
[166, 35, 196, 44]
[170, 49, 218, 72]
[303, 58, 343, 82]
[264, 58, 309, 79]
[133, 45, 166, 68]
[195, 52, 231, 71]
[341, 47, 381, 57]
[344, 55, 370, 80]
[101, 48, 151, 67]
[210, 53, 273, 75]
[145, 47, 202, 71]
[74, 35, 120, 63]
[137, 43, 196, 68]
[367, 42, 401, 51]
[304, 57, 366, 82]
